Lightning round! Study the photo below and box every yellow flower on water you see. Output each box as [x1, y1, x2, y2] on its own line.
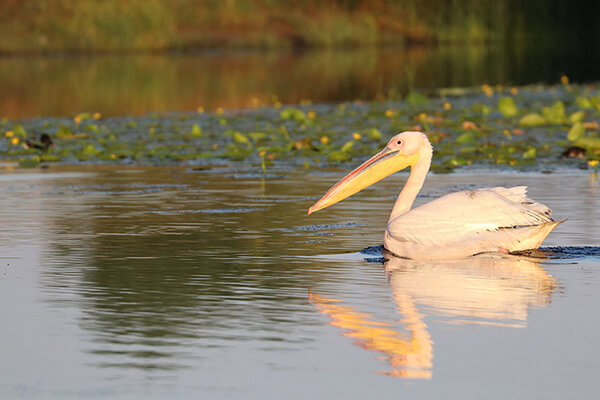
[259, 150, 266, 157]
[212, 143, 219, 150]
[93, 112, 101, 120]
[561, 75, 569, 85]
[274, 101, 282, 109]
[4, 130, 14, 137]
[353, 132, 361, 141]
[418, 112, 427, 121]
[510, 87, 519, 95]
[197, 106, 204, 113]
[307, 110, 316, 119]
[110, 154, 117, 159]
[216, 107, 224, 115]
[74, 116, 82, 124]
[385, 109, 395, 118]
[320, 136, 329, 145]
[11, 137, 19, 145]
[443, 102, 451, 110]
[589, 160, 599, 167]
[482, 84, 494, 97]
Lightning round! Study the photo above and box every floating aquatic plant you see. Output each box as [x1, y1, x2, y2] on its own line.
[498, 97, 518, 117]
[1, 81, 599, 170]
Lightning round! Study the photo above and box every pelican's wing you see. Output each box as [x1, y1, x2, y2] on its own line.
[486, 186, 552, 216]
[387, 186, 554, 248]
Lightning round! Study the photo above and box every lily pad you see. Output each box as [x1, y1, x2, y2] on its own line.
[576, 97, 594, 109]
[456, 131, 477, 145]
[340, 140, 354, 153]
[498, 97, 519, 117]
[233, 131, 250, 146]
[280, 108, 306, 121]
[366, 128, 382, 140]
[56, 125, 74, 138]
[567, 123, 585, 141]
[573, 136, 600, 150]
[190, 124, 203, 137]
[542, 101, 566, 124]
[522, 148, 537, 159]
[568, 111, 585, 124]
[519, 113, 547, 127]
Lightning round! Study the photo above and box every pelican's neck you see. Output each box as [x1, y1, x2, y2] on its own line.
[388, 144, 432, 223]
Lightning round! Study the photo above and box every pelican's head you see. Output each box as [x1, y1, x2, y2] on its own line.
[308, 131, 430, 214]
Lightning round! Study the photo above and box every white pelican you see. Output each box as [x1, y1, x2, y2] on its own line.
[308, 131, 563, 260]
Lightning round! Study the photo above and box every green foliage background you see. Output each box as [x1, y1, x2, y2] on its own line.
[0, 0, 597, 52]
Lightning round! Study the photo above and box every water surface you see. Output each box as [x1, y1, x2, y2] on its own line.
[2, 44, 599, 118]
[0, 166, 599, 398]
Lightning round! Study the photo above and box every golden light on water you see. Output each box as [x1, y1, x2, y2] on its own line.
[310, 255, 557, 379]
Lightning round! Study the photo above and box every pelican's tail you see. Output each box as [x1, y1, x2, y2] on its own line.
[536, 219, 566, 246]
[509, 219, 565, 252]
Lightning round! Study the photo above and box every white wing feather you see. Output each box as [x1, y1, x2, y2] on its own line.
[387, 186, 554, 248]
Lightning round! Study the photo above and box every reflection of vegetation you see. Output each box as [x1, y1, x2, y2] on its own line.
[39, 170, 347, 369]
[2, 78, 599, 171]
[0, 1, 597, 52]
[311, 254, 556, 378]
[0, 46, 537, 117]
[1, 44, 598, 118]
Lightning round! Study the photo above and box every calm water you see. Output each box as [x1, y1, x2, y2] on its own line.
[0, 165, 599, 398]
[2, 44, 599, 119]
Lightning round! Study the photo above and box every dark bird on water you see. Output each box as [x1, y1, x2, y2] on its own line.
[25, 134, 54, 151]
[561, 146, 586, 160]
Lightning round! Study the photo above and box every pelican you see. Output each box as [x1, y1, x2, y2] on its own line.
[308, 131, 563, 260]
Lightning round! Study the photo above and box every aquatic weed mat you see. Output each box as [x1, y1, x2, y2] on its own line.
[1, 83, 599, 171]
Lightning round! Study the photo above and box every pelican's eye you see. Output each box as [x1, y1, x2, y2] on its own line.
[396, 140, 402, 145]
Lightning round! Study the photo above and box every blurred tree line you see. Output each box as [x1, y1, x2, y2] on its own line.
[0, 0, 597, 52]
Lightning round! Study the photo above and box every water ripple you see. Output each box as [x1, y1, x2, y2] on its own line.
[275, 222, 364, 232]
[151, 207, 265, 215]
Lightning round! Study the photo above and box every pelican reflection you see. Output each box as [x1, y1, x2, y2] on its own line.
[310, 254, 557, 378]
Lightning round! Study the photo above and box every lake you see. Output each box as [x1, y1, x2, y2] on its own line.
[2, 44, 599, 119]
[0, 165, 599, 398]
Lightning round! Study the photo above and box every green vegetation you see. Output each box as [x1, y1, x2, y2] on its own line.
[0, 0, 597, 52]
[1, 81, 599, 172]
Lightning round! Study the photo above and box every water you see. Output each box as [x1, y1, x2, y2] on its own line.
[0, 165, 599, 398]
[2, 44, 599, 119]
